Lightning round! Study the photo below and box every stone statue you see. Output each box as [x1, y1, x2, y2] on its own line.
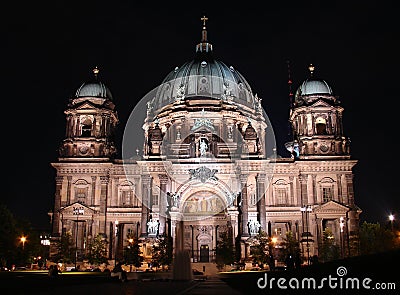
[199, 139, 208, 156]
[170, 192, 180, 208]
[226, 193, 235, 207]
[248, 219, 261, 235]
[147, 218, 159, 236]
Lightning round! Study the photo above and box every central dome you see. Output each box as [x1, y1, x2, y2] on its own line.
[150, 24, 258, 114]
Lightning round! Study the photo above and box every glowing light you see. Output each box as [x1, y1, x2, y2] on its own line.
[308, 64, 315, 76]
[271, 237, 278, 244]
[20, 236, 27, 249]
[389, 214, 395, 221]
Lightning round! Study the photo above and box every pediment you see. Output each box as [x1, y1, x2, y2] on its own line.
[314, 200, 350, 217]
[59, 202, 95, 217]
[310, 99, 333, 108]
[74, 101, 99, 110]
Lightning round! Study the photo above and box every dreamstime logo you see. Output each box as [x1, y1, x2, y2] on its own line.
[257, 266, 396, 291]
[336, 266, 347, 276]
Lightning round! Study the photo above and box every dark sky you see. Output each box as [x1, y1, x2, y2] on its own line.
[2, 1, 399, 230]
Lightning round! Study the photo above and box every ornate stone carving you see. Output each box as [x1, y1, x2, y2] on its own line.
[175, 84, 186, 101]
[191, 109, 215, 131]
[188, 166, 218, 183]
[100, 175, 109, 184]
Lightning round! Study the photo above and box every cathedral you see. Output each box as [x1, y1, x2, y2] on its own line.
[50, 19, 361, 267]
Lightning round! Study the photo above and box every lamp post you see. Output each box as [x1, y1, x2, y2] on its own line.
[300, 205, 312, 265]
[389, 214, 395, 232]
[128, 238, 133, 272]
[114, 220, 119, 267]
[339, 217, 345, 258]
[73, 206, 84, 270]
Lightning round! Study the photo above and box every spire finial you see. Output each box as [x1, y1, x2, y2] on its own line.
[201, 15, 208, 29]
[308, 64, 315, 77]
[196, 15, 213, 52]
[93, 66, 99, 79]
[200, 15, 208, 42]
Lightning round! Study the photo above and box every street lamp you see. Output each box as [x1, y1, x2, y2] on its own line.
[73, 206, 84, 270]
[20, 236, 27, 250]
[300, 205, 312, 265]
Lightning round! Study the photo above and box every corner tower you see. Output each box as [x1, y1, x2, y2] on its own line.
[287, 64, 349, 159]
[59, 67, 119, 161]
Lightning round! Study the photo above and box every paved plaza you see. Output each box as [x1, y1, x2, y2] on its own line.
[0, 271, 243, 295]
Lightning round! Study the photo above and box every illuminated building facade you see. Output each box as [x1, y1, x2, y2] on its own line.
[50, 20, 361, 266]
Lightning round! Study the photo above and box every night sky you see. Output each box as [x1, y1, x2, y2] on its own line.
[2, 1, 398, 230]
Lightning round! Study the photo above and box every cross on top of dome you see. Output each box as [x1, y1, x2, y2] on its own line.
[197, 15, 212, 52]
[201, 15, 208, 29]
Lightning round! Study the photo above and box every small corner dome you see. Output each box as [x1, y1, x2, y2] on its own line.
[74, 67, 113, 101]
[295, 65, 333, 101]
[295, 78, 332, 100]
[75, 81, 113, 100]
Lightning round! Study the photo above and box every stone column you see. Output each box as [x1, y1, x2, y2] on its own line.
[158, 174, 168, 235]
[240, 174, 249, 237]
[289, 176, 295, 205]
[140, 175, 152, 237]
[66, 176, 72, 205]
[307, 175, 314, 205]
[312, 175, 317, 204]
[91, 176, 96, 206]
[299, 175, 308, 206]
[337, 174, 343, 203]
[227, 208, 239, 242]
[256, 173, 266, 231]
[100, 175, 109, 234]
[52, 176, 64, 236]
[345, 174, 355, 207]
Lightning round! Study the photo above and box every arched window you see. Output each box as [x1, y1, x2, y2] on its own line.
[319, 177, 335, 203]
[119, 181, 136, 207]
[315, 117, 327, 135]
[273, 179, 289, 206]
[81, 117, 92, 137]
[74, 179, 89, 204]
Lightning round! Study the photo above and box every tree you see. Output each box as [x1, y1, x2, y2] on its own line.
[0, 203, 42, 268]
[216, 231, 235, 270]
[151, 234, 173, 270]
[281, 231, 301, 269]
[124, 235, 143, 270]
[52, 232, 75, 263]
[249, 230, 271, 268]
[319, 228, 339, 262]
[359, 221, 396, 255]
[86, 234, 108, 265]
[0, 203, 18, 268]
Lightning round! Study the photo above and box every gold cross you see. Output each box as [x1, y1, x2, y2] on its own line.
[201, 15, 208, 27]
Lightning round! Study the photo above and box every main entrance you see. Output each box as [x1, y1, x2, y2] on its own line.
[200, 245, 209, 262]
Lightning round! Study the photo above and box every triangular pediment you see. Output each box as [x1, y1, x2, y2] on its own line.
[310, 99, 334, 108]
[59, 202, 95, 217]
[314, 200, 350, 218]
[74, 101, 99, 110]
